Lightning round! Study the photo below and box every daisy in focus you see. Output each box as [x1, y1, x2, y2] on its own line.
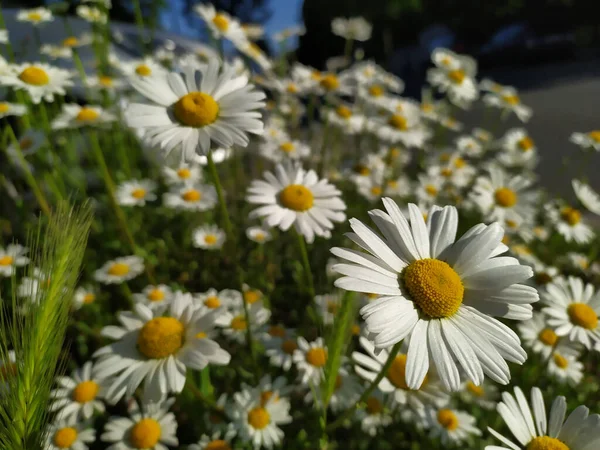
[293, 337, 328, 385]
[44, 418, 95, 450]
[0, 63, 72, 104]
[518, 312, 561, 359]
[115, 179, 157, 206]
[93, 256, 145, 285]
[193, 224, 226, 250]
[547, 346, 584, 386]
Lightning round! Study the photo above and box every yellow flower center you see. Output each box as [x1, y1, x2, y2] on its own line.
[173, 92, 219, 127]
[279, 184, 314, 211]
[62, 36, 79, 47]
[503, 94, 520, 105]
[19, 137, 33, 150]
[567, 303, 598, 330]
[99, 76, 113, 87]
[206, 440, 231, 450]
[518, 136, 534, 151]
[368, 85, 384, 97]
[279, 142, 295, 153]
[83, 293, 95, 304]
[212, 14, 230, 32]
[538, 328, 558, 346]
[387, 354, 428, 390]
[19, 66, 49, 86]
[286, 83, 298, 93]
[244, 290, 261, 304]
[182, 189, 201, 202]
[28, 12, 43, 22]
[421, 102, 433, 112]
[553, 353, 568, 369]
[76, 107, 100, 122]
[204, 296, 221, 308]
[135, 64, 152, 76]
[527, 436, 570, 450]
[402, 258, 464, 319]
[305, 347, 327, 367]
[268, 325, 286, 337]
[247, 406, 270, 429]
[370, 186, 383, 196]
[311, 71, 322, 81]
[441, 168, 453, 177]
[425, 184, 438, 196]
[254, 232, 266, 241]
[561, 207, 581, 226]
[230, 315, 247, 330]
[466, 381, 484, 397]
[107, 263, 130, 276]
[204, 234, 218, 245]
[505, 219, 518, 229]
[336, 105, 352, 118]
[130, 418, 162, 449]
[437, 409, 459, 430]
[326, 301, 339, 314]
[388, 114, 408, 130]
[447, 69, 465, 84]
[454, 157, 466, 168]
[0, 256, 13, 266]
[351, 324, 361, 335]
[0, 103, 9, 113]
[53, 427, 78, 448]
[196, 331, 207, 338]
[147, 288, 165, 302]
[177, 168, 191, 179]
[131, 188, 146, 199]
[366, 396, 383, 415]
[320, 74, 339, 91]
[494, 188, 518, 207]
[260, 390, 279, 405]
[137, 317, 185, 359]
[72, 380, 99, 403]
[587, 131, 600, 143]
[282, 339, 297, 354]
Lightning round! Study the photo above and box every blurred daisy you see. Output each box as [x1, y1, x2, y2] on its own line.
[101, 398, 178, 449]
[293, 337, 328, 385]
[314, 71, 353, 96]
[427, 64, 478, 108]
[44, 418, 95, 450]
[17, 267, 51, 299]
[542, 276, 600, 349]
[246, 226, 272, 244]
[259, 138, 310, 162]
[50, 361, 109, 421]
[126, 60, 265, 161]
[41, 44, 73, 60]
[570, 130, 600, 151]
[459, 380, 498, 410]
[194, 288, 241, 313]
[415, 174, 444, 205]
[306, 366, 360, 413]
[425, 406, 481, 445]
[428, 156, 476, 188]
[6, 129, 46, 169]
[116, 179, 157, 206]
[193, 224, 226, 250]
[572, 179, 600, 216]
[548, 347, 583, 386]
[385, 176, 411, 198]
[355, 389, 393, 436]
[120, 57, 166, 80]
[546, 203, 594, 244]
[565, 252, 591, 272]
[473, 127, 493, 144]
[314, 292, 342, 325]
[327, 103, 365, 134]
[51, 104, 116, 129]
[162, 163, 203, 185]
[93, 256, 144, 285]
[486, 386, 600, 450]
[263, 327, 297, 371]
[223, 303, 270, 344]
[86, 73, 127, 92]
[60, 33, 93, 49]
[431, 48, 474, 71]
[456, 135, 483, 157]
[0, 243, 29, 277]
[371, 105, 431, 148]
[195, 4, 247, 42]
[0, 29, 8, 44]
[163, 183, 217, 211]
[0, 63, 72, 104]
[246, 163, 347, 243]
[235, 41, 273, 72]
[242, 23, 264, 40]
[331, 16, 372, 41]
[498, 128, 538, 168]
[484, 87, 532, 122]
[94, 292, 231, 402]
[17, 7, 54, 25]
[0, 101, 26, 118]
[77, 5, 107, 24]
[332, 200, 538, 391]
[72, 285, 97, 310]
[132, 284, 174, 309]
[518, 312, 561, 359]
[273, 25, 306, 43]
[189, 429, 236, 450]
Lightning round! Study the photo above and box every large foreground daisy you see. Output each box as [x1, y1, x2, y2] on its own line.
[331, 200, 538, 391]
[126, 60, 265, 161]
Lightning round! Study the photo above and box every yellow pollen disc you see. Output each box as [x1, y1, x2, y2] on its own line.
[538, 328, 558, 346]
[370, 186, 383, 196]
[282, 339, 297, 354]
[130, 188, 146, 199]
[19, 137, 33, 150]
[147, 288, 165, 302]
[368, 85, 384, 97]
[305, 347, 327, 367]
[53, 427, 78, 448]
[447, 69, 465, 84]
[260, 390, 279, 406]
[387, 354, 429, 389]
[425, 184, 438, 196]
[286, 83, 298, 93]
[351, 324, 361, 335]
[388, 114, 408, 130]
[108, 263, 130, 276]
[561, 207, 581, 226]
[388, 180, 398, 189]
[327, 301, 339, 314]
[466, 381, 484, 397]
[212, 14, 230, 32]
[279, 142, 295, 153]
[130, 418, 162, 449]
[28, 12, 43, 21]
[421, 102, 433, 112]
[527, 436, 570, 450]
[135, 64, 152, 76]
[204, 234, 218, 245]
[177, 168, 191, 179]
[182, 189, 201, 202]
[247, 407, 270, 429]
[0, 256, 13, 266]
[519, 136, 534, 151]
[99, 76, 113, 87]
[244, 290, 261, 304]
[553, 353, 568, 369]
[62, 36, 79, 47]
[402, 258, 464, 319]
[454, 157, 466, 168]
[0, 103, 10, 113]
[279, 184, 314, 211]
[206, 440, 231, 450]
[137, 317, 185, 359]
[19, 66, 49, 86]
[254, 232, 266, 241]
[567, 303, 598, 330]
[83, 293, 95, 304]
[366, 396, 383, 414]
[336, 105, 352, 118]
[204, 296, 221, 308]
[437, 409, 459, 430]
[441, 168, 453, 177]
[588, 131, 600, 143]
[311, 71, 322, 81]
[503, 94, 520, 105]
[230, 315, 247, 331]
[320, 74, 339, 91]
[268, 325, 286, 337]
[174, 92, 219, 127]
[196, 331, 207, 338]
[72, 380, 99, 403]
[535, 272, 553, 285]
[441, 56, 451, 66]
[494, 187, 518, 207]
[76, 107, 100, 122]
[506, 219, 518, 229]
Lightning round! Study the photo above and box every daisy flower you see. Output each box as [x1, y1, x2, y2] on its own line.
[486, 386, 600, 450]
[222, 303, 270, 344]
[41, 44, 73, 60]
[456, 135, 483, 157]
[431, 48, 475, 72]
[162, 163, 203, 185]
[189, 429, 236, 450]
[0, 29, 8, 44]
[232, 387, 292, 449]
[370, 104, 432, 148]
[331, 16, 372, 41]
[246, 163, 347, 244]
[93, 256, 145, 285]
[473, 127, 493, 144]
[0, 101, 27, 118]
[246, 226, 273, 244]
[163, 183, 217, 211]
[326, 103, 365, 134]
[116, 179, 157, 206]
[17, 267, 52, 299]
[193, 224, 226, 250]
[385, 176, 411, 198]
[73, 285, 97, 310]
[51, 104, 116, 129]
[459, 380, 499, 410]
[194, 288, 241, 313]
[306, 366, 361, 413]
[86, 73, 127, 92]
[17, 7, 54, 25]
[235, 40, 273, 72]
[425, 406, 481, 445]
[126, 60, 265, 161]
[273, 25, 306, 43]
[498, 128, 538, 168]
[428, 156, 476, 189]
[332, 200, 538, 391]
[49, 361, 109, 421]
[0, 63, 72, 103]
[94, 292, 231, 403]
[548, 346, 583, 386]
[313, 71, 353, 96]
[355, 389, 393, 436]
[546, 203, 594, 244]
[570, 130, 600, 151]
[101, 398, 178, 449]
[60, 33, 93, 49]
[427, 64, 479, 108]
[195, 4, 247, 42]
[77, 5, 107, 23]
[120, 57, 166, 81]
[259, 138, 311, 162]
[44, 418, 95, 450]
[7, 129, 46, 170]
[132, 285, 175, 309]
[263, 326, 297, 371]
[572, 179, 600, 216]
[415, 174, 444, 206]
[542, 276, 600, 349]
[293, 337, 328, 385]
[0, 243, 29, 277]
[484, 87, 532, 122]
[518, 312, 561, 359]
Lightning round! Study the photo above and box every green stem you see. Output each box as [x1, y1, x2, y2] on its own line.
[295, 229, 322, 329]
[131, 0, 148, 55]
[326, 341, 401, 431]
[343, 38, 353, 65]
